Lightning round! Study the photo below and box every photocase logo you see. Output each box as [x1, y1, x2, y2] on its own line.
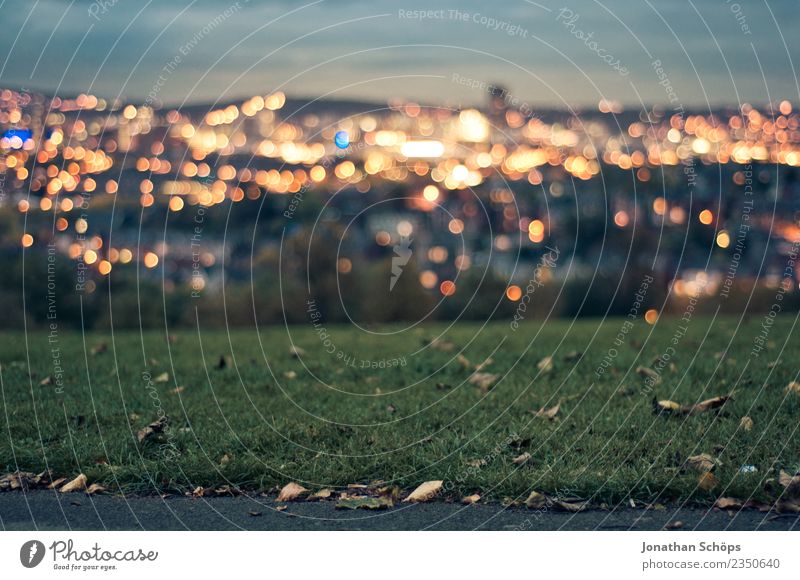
[20, 540, 46, 568]
[390, 235, 412, 291]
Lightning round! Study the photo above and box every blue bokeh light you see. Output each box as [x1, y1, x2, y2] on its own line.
[334, 130, 350, 149]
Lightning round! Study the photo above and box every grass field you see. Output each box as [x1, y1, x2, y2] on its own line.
[1, 315, 799, 506]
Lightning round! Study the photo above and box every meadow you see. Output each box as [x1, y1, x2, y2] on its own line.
[1, 315, 798, 506]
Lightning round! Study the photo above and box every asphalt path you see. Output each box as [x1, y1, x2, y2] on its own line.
[1, 491, 798, 530]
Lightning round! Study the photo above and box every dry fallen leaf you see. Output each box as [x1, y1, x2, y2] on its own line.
[665, 520, 684, 530]
[778, 470, 800, 498]
[636, 366, 660, 383]
[469, 372, 499, 392]
[191, 486, 206, 497]
[289, 346, 306, 358]
[474, 358, 493, 372]
[283, 371, 297, 380]
[691, 394, 733, 413]
[457, 354, 472, 369]
[336, 496, 393, 510]
[715, 497, 742, 509]
[427, 338, 456, 352]
[39, 376, 54, 386]
[47, 477, 67, 490]
[275, 505, 288, 512]
[525, 490, 548, 509]
[698, 471, 718, 491]
[653, 394, 733, 416]
[685, 454, 717, 473]
[86, 483, 107, 495]
[60, 474, 87, 493]
[277, 482, 309, 502]
[532, 403, 560, 420]
[462, 494, 481, 505]
[554, 499, 588, 512]
[91, 342, 108, 356]
[786, 381, 800, 395]
[537, 356, 554, 373]
[512, 452, 532, 465]
[740, 416, 754, 431]
[154, 372, 169, 383]
[404, 480, 443, 502]
[136, 416, 168, 443]
[654, 399, 682, 413]
[308, 488, 333, 501]
[170, 386, 185, 395]
[219, 453, 232, 467]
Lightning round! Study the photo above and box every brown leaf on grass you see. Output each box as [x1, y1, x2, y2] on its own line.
[525, 490, 548, 509]
[191, 486, 206, 497]
[60, 474, 87, 493]
[636, 366, 660, 383]
[403, 480, 443, 502]
[653, 394, 733, 416]
[47, 477, 67, 490]
[786, 381, 800, 395]
[654, 399, 682, 413]
[86, 483, 107, 495]
[136, 416, 168, 443]
[307, 488, 332, 501]
[698, 471, 718, 491]
[684, 454, 717, 473]
[170, 386, 185, 395]
[469, 372, 499, 392]
[0, 471, 35, 491]
[474, 358, 494, 372]
[289, 346, 306, 358]
[467, 458, 487, 468]
[462, 494, 481, 504]
[39, 376, 54, 386]
[715, 497, 742, 509]
[154, 372, 169, 383]
[532, 403, 560, 420]
[740, 416, 754, 431]
[778, 470, 800, 498]
[537, 356, 554, 373]
[275, 505, 288, 512]
[277, 482, 309, 502]
[336, 496, 393, 510]
[457, 354, 472, 369]
[219, 453, 232, 467]
[512, 452, 532, 465]
[283, 371, 297, 380]
[91, 342, 108, 356]
[691, 394, 734, 413]
[427, 338, 455, 352]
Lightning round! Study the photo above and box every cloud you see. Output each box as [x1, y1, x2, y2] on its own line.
[0, 0, 797, 106]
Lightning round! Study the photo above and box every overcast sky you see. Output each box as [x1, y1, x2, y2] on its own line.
[1, 0, 798, 109]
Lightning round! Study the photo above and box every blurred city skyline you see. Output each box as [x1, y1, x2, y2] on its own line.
[1, 0, 799, 108]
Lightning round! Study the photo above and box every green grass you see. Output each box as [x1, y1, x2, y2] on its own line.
[1, 316, 798, 505]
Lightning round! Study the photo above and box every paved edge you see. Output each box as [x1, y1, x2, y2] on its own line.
[1, 491, 799, 531]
